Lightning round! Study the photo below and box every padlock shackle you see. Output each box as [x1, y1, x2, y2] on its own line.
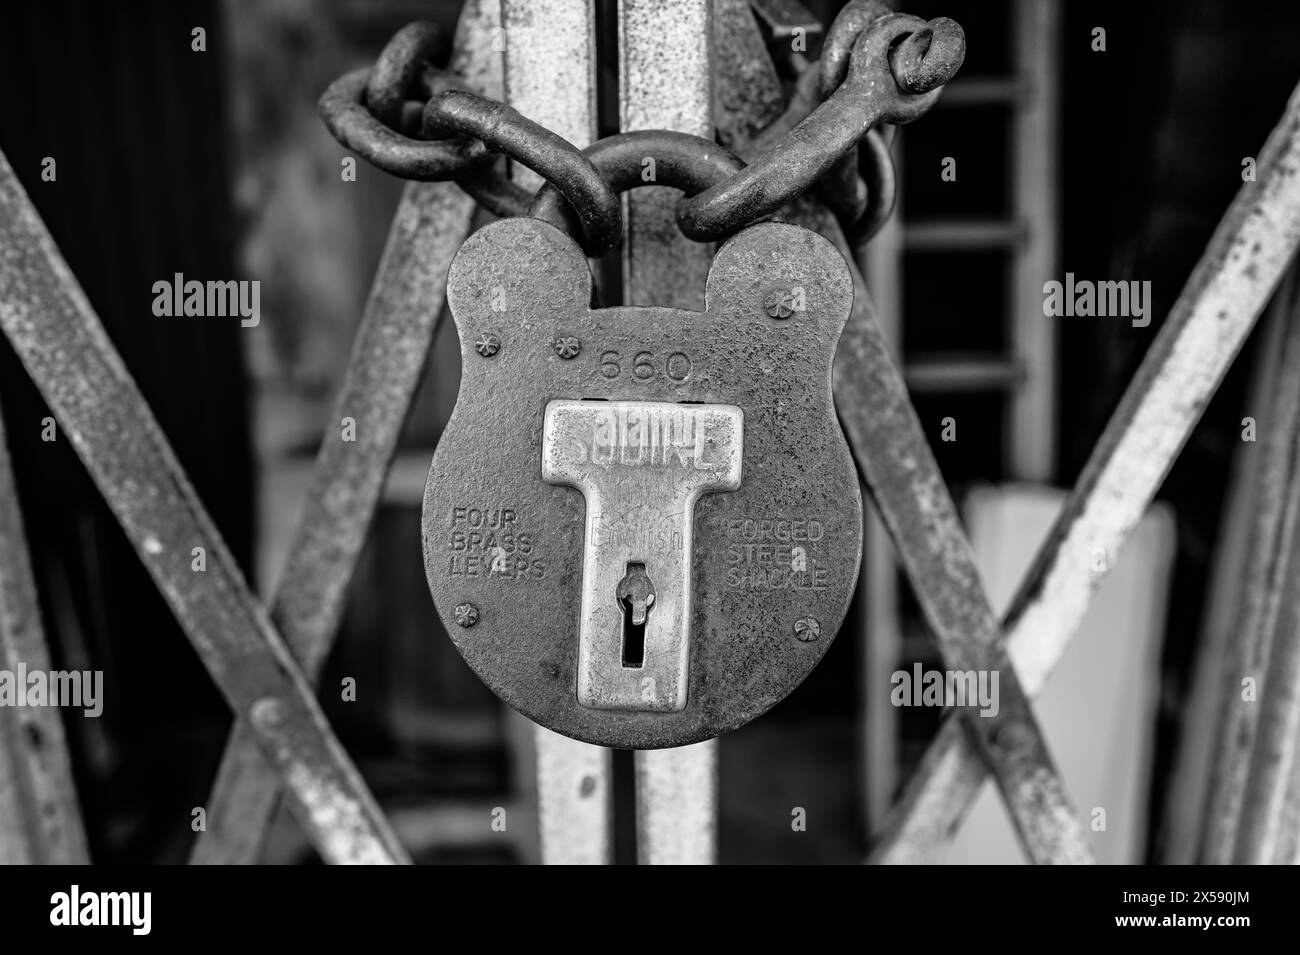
[529, 131, 747, 247]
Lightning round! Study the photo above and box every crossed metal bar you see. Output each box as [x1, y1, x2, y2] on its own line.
[0, 145, 406, 864]
[2, 1, 1300, 865]
[0, 398, 88, 864]
[870, 75, 1300, 863]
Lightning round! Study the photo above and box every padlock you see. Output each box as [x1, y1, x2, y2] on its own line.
[422, 213, 863, 749]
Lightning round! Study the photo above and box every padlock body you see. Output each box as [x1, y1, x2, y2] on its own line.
[423, 217, 863, 749]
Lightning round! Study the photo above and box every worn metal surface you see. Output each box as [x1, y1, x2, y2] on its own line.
[422, 216, 862, 749]
[815, 0, 891, 231]
[365, 21, 451, 129]
[543, 400, 744, 712]
[0, 148, 407, 865]
[499, 0, 614, 862]
[679, 13, 961, 242]
[1009, 0, 1060, 482]
[424, 90, 620, 254]
[620, 0, 712, 309]
[1199, 280, 1300, 864]
[325, 5, 940, 258]
[705, 9, 1088, 863]
[620, 0, 719, 863]
[532, 133, 745, 233]
[322, 13, 533, 222]
[190, 0, 497, 866]
[502, 0, 596, 193]
[0, 399, 90, 864]
[1159, 278, 1288, 862]
[748, 0, 822, 40]
[190, 180, 476, 865]
[1233, 342, 1300, 861]
[321, 68, 489, 181]
[635, 742, 717, 864]
[714, 0, 787, 152]
[535, 729, 612, 863]
[871, 78, 1300, 864]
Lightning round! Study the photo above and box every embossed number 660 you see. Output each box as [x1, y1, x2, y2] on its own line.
[599, 349, 692, 381]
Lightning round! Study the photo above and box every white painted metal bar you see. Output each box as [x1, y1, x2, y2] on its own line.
[502, 0, 597, 194]
[635, 743, 717, 865]
[502, 0, 613, 865]
[619, 0, 712, 310]
[872, 76, 1300, 863]
[619, 0, 718, 865]
[535, 729, 613, 864]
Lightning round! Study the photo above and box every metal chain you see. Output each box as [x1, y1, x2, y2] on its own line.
[318, 11, 964, 248]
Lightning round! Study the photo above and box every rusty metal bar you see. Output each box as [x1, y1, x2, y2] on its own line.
[713, 0, 786, 152]
[0, 398, 89, 864]
[1009, 0, 1060, 482]
[1197, 275, 1300, 863]
[619, 0, 718, 865]
[872, 77, 1300, 864]
[188, 0, 496, 865]
[0, 147, 407, 864]
[1230, 282, 1300, 862]
[189, 180, 476, 864]
[501, 0, 613, 864]
[859, 157, 905, 838]
[1234, 457, 1300, 862]
[828, 198, 1093, 865]
[1159, 271, 1291, 863]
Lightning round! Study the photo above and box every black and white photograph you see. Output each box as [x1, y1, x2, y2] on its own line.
[0, 0, 1292, 925]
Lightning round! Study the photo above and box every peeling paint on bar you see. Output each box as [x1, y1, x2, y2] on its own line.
[872, 81, 1300, 865]
[0, 147, 408, 866]
[251, 697, 400, 866]
[191, 181, 476, 867]
[189, 0, 497, 865]
[0, 400, 90, 864]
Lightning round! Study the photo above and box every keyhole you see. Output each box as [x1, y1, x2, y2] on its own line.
[617, 562, 655, 669]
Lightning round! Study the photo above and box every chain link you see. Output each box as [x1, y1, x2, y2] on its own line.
[317, 9, 964, 246]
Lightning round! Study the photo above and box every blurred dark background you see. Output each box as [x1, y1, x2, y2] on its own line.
[0, 0, 1296, 863]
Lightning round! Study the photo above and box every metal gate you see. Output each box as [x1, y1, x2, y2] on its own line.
[2, 0, 1300, 865]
